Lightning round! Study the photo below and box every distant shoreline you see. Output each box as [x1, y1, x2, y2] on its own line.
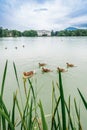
[0, 27, 87, 37]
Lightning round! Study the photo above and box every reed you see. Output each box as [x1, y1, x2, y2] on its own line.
[0, 61, 87, 130]
[78, 88, 87, 109]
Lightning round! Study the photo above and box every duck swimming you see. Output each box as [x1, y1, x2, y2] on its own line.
[15, 47, 18, 49]
[42, 67, 52, 73]
[5, 47, 7, 49]
[57, 67, 67, 72]
[39, 63, 46, 67]
[22, 45, 25, 48]
[23, 70, 36, 78]
[66, 62, 75, 68]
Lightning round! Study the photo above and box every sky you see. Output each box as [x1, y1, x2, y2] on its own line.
[0, 0, 87, 31]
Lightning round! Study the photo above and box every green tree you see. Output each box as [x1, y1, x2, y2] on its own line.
[51, 30, 55, 36]
[22, 30, 38, 37]
[0, 27, 3, 37]
[11, 30, 22, 37]
[2, 29, 9, 37]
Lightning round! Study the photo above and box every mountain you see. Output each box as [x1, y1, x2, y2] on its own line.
[65, 27, 78, 31]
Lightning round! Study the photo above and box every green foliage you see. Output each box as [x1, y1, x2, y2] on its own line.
[1, 60, 8, 98]
[1, 61, 87, 130]
[78, 88, 87, 109]
[39, 100, 48, 130]
[0, 27, 3, 37]
[1, 27, 87, 37]
[22, 30, 38, 37]
[0, 28, 38, 37]
[11, 30, 22, 37]
[55, 29, 87, 36]
[0, 28, 22, 37]
[51, 30, 55, 36]
[59, 71, 66, 130]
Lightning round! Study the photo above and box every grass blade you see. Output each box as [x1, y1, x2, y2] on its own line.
[2, 116, 6, 130]
[1, 60, 8, 98]
[51, 97, 60, 130]
[39, 100, 48, 130]
[65, 101, 74, 130]
[22, 88, 30, 129]
[0, 108, 14, 130]
[13, 62, 20, 88]
[78, 88, 87, 109]
[13, 62, 24, 109]
[28, 98, 33, 130]
[0, 95, 9, 116]
[28, 79, 35, 100]
[11, 93, 16, 128]
[58, 71, 66, 130]
[74, 98, 82, 130]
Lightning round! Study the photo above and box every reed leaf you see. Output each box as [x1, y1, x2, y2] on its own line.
[57, 110, 62, 130]
[1, 60, 8, 98]
[15, 96, 22, 119]
[0, 95, 9, 116]
[28, 79, 35, 100]
[74, 99, 79, 120]
[78, 88, 87, 109]
[74, 98, 82, 130]
[51, 97, 60, 130]
[13, 62, 20, 88]
[52, 83, 55, 114]
[22, 88, 30, 129]
[11, 93, 16, 128]
[28, 98, 33, 130]
[65, 100, 74, 130]
[39, 100, 48, 130]
[2, 116, 6, 130]
[58, 71, 66, 130]
[15, 95, 27, 130]
[13, 62, 24, 109]
[52, 117, 57, 130]
[0, 108, 14, 130]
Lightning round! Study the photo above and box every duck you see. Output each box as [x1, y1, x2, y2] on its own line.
[5, 47, 7, 49]
[39, 63, 46, 67]
[23, 70, 36, 79]
[42, 67, 52, 73]
[22, 45, 25, 48]
[66, 62, 75, 68]
[15, 46, 18, 49]
[57, 67, 67, 72]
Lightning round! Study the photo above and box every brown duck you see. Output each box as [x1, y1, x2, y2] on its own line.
[66, 62, 75, 68]
[57, 67, 67, 72]
[42, 67, 52, 73]
[39, 63, 46, 67]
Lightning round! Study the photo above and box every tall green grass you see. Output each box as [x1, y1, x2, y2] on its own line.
[0, 61, 87, 130]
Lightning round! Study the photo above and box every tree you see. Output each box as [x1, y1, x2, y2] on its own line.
[51, 30, 55, 36]
[22, 30, 38, 37]
[11, 30, 22, 37]
[0, 27, 3, 37]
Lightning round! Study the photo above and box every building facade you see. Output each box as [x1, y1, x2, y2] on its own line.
[37, 30, 51, 36]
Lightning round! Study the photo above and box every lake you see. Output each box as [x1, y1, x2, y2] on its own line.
[0, 36, 87, 129]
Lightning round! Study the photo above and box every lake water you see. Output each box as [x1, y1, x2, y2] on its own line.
[0, 37, 87, 129]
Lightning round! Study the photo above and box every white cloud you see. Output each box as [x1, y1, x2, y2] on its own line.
[1, 0, 87, 30]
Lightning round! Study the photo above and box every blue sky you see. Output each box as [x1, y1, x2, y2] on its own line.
[0, 0, 87, 30]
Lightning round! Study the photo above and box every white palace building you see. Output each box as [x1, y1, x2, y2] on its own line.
[37, 30, 51, 36]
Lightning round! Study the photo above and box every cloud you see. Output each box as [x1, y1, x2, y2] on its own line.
[73, 23, 87, 28]
[0, 0, 87, 30]
[67, 6, 87, 18]
[34, 8, 48, 12]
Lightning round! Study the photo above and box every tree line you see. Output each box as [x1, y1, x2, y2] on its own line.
[0, 27, 38, 37]
[51, 29, 87, 36]
[0, 27, 87, 37]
